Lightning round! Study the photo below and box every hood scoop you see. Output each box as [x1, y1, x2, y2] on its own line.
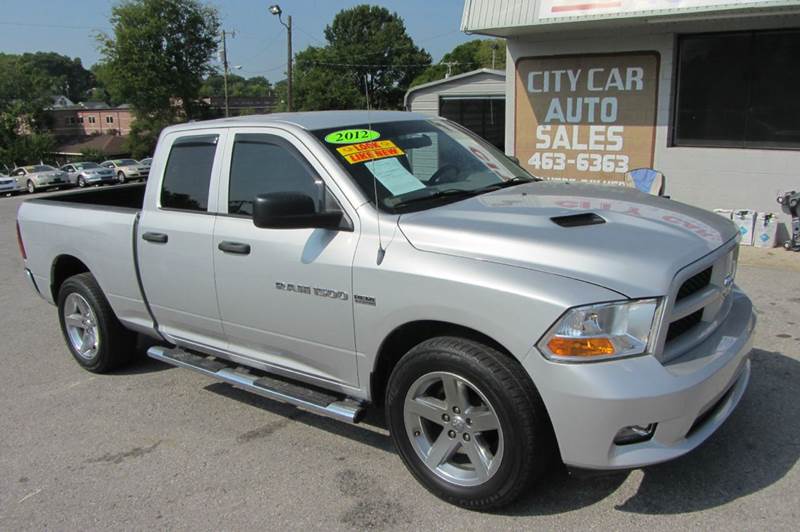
[550, 212, 606, 228]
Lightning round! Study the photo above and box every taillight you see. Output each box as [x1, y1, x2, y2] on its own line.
[16, 221, 27, 260]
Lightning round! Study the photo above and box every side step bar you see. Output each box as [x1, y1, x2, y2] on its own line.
[147, 346, 365, 424]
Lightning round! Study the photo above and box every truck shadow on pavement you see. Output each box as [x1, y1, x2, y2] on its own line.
[503, 348, 799, 516]
[201, 349, 798, 516]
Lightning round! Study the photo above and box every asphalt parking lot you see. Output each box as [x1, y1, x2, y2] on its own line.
[0, 191, 798, 531]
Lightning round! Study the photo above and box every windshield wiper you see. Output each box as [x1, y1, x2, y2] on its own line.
[391, 188, 480, 209]
[474, 176, 536, 193]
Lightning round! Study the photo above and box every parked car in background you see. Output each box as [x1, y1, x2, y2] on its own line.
[0, 173, 21, 195]
[138, 157, 153, 166]
[61, 162, 117, 188]
[9, 165, 68, 193]
[100, 159, 150, 183]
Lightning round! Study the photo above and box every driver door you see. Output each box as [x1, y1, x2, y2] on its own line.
[213, 128, 360, 387]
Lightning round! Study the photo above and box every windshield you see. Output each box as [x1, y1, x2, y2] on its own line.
[116, 159, 138, 166]
[30, 165, 55, 172]
[75, 162, 100, 170]
[311, 119, 536, 213]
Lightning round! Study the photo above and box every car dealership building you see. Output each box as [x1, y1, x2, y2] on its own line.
[461, 0, 800, 225]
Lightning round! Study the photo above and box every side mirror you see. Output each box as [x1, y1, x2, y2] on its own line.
[253, 192, 343, 230]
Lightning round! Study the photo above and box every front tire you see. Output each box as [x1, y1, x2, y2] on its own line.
[57, 272, 136, 373]
[26, 180, 36, 194]
[78, 176, 86, 187]
[386, 337, 556, 510]
[117, 171, 126, 183]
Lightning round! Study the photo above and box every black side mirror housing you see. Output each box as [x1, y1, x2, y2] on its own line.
[253, 192, 343, 230]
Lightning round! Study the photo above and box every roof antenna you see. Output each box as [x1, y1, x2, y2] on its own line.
[365, 74, 386, 265]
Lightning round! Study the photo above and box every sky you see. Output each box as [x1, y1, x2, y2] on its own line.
[0, 0, 474, 83]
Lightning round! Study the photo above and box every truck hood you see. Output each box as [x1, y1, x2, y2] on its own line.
[398, 182, 737, 298]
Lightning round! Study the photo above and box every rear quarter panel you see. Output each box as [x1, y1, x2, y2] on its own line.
[17, 200, 153, 333]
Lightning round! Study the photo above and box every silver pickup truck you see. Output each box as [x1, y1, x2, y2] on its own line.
[17, 111, 755, 510]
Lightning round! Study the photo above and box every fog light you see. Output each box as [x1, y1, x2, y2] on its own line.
[614, 424, 656, 445]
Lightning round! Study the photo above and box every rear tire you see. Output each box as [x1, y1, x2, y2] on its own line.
[57, 272, 136, 373]
[386, 336, 556, 510]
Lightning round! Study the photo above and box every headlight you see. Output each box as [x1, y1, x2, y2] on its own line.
[538, 298, 662, 362]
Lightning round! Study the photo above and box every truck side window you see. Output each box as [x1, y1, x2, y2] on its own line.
[160, 135, 219, 212]
[228, 133, 322, 216]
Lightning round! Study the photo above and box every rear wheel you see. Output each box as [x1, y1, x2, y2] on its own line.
[57, 272, 136, 373]
[386, 336, 556, 510]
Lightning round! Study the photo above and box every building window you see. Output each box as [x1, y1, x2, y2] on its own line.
[88, 116, 97, 124]
[105, 116, 114, 124]
[439, 97, 505, 150]
[78, 116, 84, 124]
[673, 29, 800, 150]
[66, 117, 75, 125]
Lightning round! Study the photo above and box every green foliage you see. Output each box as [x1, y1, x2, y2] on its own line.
[0, 132, 56, 169]
[199, 74, 272, 98]
[292, 5, 431, 111]
[97, 0, 220, 121]
[411, 39, 506, 88]
[126, 113, 172, 159]
[79, 148, 106, 162]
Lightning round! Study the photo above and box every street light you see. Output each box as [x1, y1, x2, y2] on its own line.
[269, 4, 292, 111]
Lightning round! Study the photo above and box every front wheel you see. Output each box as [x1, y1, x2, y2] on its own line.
[57, 272, 136, 373]
[26, 180, 36, 194]
[78, 176, 86, 187]
[117, 171, 126, 183]
[386, 337, 556, 510]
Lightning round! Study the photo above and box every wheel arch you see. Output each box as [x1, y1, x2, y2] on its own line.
[51, 254, 91, 302]
[370, 320, 516, 406]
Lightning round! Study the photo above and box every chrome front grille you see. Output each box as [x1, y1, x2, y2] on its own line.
[657, 243, 738, 363]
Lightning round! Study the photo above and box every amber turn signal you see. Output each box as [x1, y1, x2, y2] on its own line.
[546, 337, 615, 357]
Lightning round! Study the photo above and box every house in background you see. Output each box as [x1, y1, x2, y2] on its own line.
[46, 98, 135, 137]
[405, 69, 506, 150]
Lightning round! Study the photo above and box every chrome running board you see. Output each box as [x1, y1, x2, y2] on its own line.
[147, 346, 365, 424]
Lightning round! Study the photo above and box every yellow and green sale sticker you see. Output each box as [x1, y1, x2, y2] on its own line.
[336, 140, 405, 164]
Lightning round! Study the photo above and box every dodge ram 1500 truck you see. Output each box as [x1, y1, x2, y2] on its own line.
[17, 111, 755, 510]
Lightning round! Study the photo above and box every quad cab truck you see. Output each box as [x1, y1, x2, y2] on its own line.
[17, 111, 755, 510]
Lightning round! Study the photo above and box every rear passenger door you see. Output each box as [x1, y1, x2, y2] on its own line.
[138, 130, 227, 349]
[213, 129, 360, 387]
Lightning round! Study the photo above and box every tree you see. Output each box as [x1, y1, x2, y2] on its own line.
[292, 5, 431, 111]
[411, 39, 506, 87]
[97, 0, 220, 152]
[199, 73, 272, 98]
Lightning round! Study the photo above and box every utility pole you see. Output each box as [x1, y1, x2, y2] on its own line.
[220, 29, 236, 117]
[269, 5, 292, 112]
[443, 62, 457, 78]
[286, 15, 292, 112]
[491, 42, 498, 70]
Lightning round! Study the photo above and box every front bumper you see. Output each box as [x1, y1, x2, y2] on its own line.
[524, 288, 755, 470]
[0, 183, 18, 193]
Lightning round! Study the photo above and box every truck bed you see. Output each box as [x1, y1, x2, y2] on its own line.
[17, 183, 154, 336]
[31, 183, 147, 210]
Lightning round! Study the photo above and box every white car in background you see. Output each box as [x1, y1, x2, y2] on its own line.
[0, 173, 21, 195]
[100, 159, 150, 183]
[60, 162, 117, 188]
[9, 165, 69, 194]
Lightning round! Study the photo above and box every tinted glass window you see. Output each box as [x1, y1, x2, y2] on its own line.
[674, 30, 800, 149]
[228, 134, 322, 216]
[160, 135, 218, 212]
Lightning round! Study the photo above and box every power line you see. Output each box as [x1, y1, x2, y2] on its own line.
[0, 21, 111, 31]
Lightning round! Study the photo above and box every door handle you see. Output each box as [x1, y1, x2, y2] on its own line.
[218, 241, 251, 255]
[142, 232, 168, 244]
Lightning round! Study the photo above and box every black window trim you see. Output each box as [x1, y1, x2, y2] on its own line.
[158, 133, 220, 214]
[671, 27, 800, 152]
